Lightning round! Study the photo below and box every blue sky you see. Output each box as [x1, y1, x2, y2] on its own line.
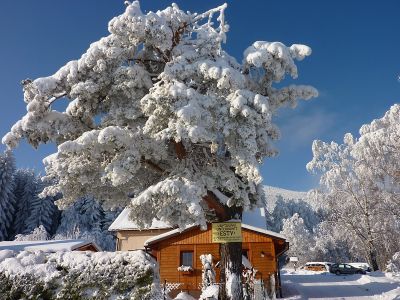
[0, 0, 399, 191]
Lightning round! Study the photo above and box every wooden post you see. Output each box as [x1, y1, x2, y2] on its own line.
[163, 279, 166, 300]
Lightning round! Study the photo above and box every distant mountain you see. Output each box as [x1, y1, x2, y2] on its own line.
[264, 186, 309, 210]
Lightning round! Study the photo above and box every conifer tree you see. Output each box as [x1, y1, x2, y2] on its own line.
[0, 151, 16, 240]
[54, 196, 117, 250]
[11, 169, 37, 237]
[4, 2, 317, 297]
[23, 178, 59, 235]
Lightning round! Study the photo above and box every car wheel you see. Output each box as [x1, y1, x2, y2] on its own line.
[335, 270, 341, 275]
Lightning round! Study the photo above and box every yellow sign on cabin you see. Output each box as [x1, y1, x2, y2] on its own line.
[212, 222, 242, 243]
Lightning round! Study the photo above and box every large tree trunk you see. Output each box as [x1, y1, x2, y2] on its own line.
[172, 143, 245, 298]
[220, 241, 243, 299]
[218, 205, 243, 300]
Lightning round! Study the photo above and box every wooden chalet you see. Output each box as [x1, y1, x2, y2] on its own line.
[109, 208, 288, 298]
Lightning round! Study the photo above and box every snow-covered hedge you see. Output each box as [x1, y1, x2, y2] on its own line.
[387, 251, 400, 276]
[0, 250, 161, 299]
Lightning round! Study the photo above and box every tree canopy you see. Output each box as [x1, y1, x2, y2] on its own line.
[3, 2, 317, 231]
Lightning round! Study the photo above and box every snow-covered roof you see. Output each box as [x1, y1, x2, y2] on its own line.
[241, 223, 286, 240]
[0, 239, 101, 252]
[144, 223, 286, 246]
[109, 206, 269, 231]
[108, 208, 172, 231]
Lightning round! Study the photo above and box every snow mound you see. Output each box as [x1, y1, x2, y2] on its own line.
[379, 287, 400, 299]
[174, 291, 196, 300]
[200, 284, 219, 299]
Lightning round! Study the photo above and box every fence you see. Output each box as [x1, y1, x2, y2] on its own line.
[159, 277, 276, 300]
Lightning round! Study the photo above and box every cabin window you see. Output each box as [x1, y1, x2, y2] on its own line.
[180, 251, 194, 267]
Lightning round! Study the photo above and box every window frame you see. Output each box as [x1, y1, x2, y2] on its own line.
[180, 250, 194, 268]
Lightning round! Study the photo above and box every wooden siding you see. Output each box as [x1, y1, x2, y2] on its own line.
[249, 242, 276, 279]
[159, 245, 179, 282]
[150, 224, 285, 292]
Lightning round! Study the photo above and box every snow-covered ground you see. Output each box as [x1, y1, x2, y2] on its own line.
[281, 269, 400, 299]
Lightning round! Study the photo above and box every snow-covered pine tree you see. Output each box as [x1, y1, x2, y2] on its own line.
[3, 2, 317, 297]
[102, 208, 123, 232]
[0, 151, 16, 241]
[101, 208, 123, 250]
[55, 197, 85, 236]
[81, 195, 104, 228]
[78, 196, 114, 250]
[11, 169, 38, 237]
[54, 196, 116, 250]
[23, 178, 59, 235]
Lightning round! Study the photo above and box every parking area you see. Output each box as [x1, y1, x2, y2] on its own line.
[281, 269, 400, 299]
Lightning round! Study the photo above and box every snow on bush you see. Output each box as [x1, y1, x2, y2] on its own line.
[0, 250, 161, 299]
[14, 225, 49, 241]
[387, 251, 400, 277]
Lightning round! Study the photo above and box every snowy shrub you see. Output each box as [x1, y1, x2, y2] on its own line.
[280, 213, 314, 265]
[387, 252, 400, 276]
[0, 250, 161, 299]
[14, 225, 49, 241]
